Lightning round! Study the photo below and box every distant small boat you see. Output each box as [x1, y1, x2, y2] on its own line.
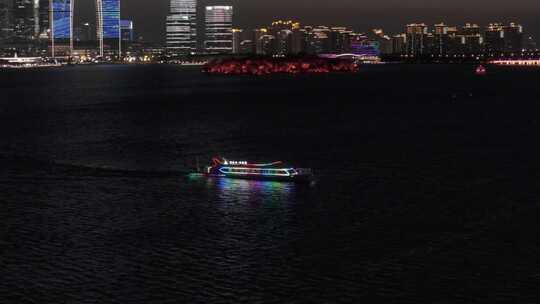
[475, 65, 487, 75]
[192, 157, 314, 183]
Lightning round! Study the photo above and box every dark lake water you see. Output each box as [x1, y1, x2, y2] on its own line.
[1, 64, 540, 303]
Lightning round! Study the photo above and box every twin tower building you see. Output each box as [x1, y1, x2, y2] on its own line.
[166, 0, 233, 55]
[50, 0, 121, 56]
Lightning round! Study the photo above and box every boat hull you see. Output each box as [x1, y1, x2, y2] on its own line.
[206, 174, 314, 183]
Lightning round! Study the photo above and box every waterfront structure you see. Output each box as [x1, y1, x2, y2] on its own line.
[121, 19, 133, 42]
[204, 5, 233, 54]
[166, 0, 196, 55]
[491, 58, 540, 66]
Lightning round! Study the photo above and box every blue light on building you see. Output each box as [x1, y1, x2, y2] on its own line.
[52, 0, 72, 39]
[100, 0, 120, 39]
[120, 19, 133, 42]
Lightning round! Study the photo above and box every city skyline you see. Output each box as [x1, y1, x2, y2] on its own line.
[1, 0, 538, 60]
[4, 0, 537, 43]
[115, 0, 540, 42]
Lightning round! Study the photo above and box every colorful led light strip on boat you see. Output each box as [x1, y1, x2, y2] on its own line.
[219, 167, 293, 177]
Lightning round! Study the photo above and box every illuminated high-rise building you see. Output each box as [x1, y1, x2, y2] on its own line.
[405, 23, 428, 56]
[258, 34, 275, 55]
[166, 0, 197, 55]
[232, 28, 242, 54]
[484, 23, 504, 54]
[307, 26, 331, 54]
[433, 23, 450, 55]
[267, 20, 299, 55]
[0, 0, 13, 41]
[253, 28, 268, 55]
[329, 27, 352, 53]
[12, 0, 40, 41]
[96, 0, 121, 56]
[503, 23, 523, 52]
[120, 19, 133, 42]
[460, 23, 483, 54]
[291, 28, 307, 54]
[51, 0, 71, 39]
[204, 5, 233, 54]
[371, 29, 393, 55]
[36, 0, 49, 39]
[392, 34, 406, 54]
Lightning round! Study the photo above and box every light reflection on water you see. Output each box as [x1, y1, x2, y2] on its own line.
[214, 177, 295, 206]
[188, 174, 296, 206]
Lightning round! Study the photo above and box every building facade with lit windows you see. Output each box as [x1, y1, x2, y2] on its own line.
[232, 28, 242, 54]
[503, 23, 523, 52]
[166, 0, 196, 55]
[51, 0, 73, 40]
[121, 19, 133, 42]
[405, 23, 428, 56]
[484, 23, 505, 54]
[0, 0, 13, 41]
[204, 5, 233, 54]
[12, 0, 40, 41]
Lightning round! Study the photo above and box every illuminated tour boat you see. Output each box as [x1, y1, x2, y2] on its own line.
[197, 158, 314, 182]
[475, 65, 487, 75]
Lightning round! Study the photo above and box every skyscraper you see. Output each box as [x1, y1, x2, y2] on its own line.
[166, 0, 197, 55]
[51, 0, 73, 40]
[405, 23, 428, 56]
[484, 23, 505, 54]
[503, 23, 523, 52]
[0, 0, 13, 41]
[460, 23, 483, 54]
[13, 0, 40, 41]
[38, 0, 49, 38]
[204, 5, 233, 54]
[50, 0, 121, 57]
[232, 28, 242, 54]
[121, 19, 133, 42]
[96, 0, 121, 56]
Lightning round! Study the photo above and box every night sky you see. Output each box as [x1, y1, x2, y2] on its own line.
[76, 0, 540, 42]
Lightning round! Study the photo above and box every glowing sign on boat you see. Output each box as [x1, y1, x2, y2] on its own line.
[225, 161, 248, 165]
